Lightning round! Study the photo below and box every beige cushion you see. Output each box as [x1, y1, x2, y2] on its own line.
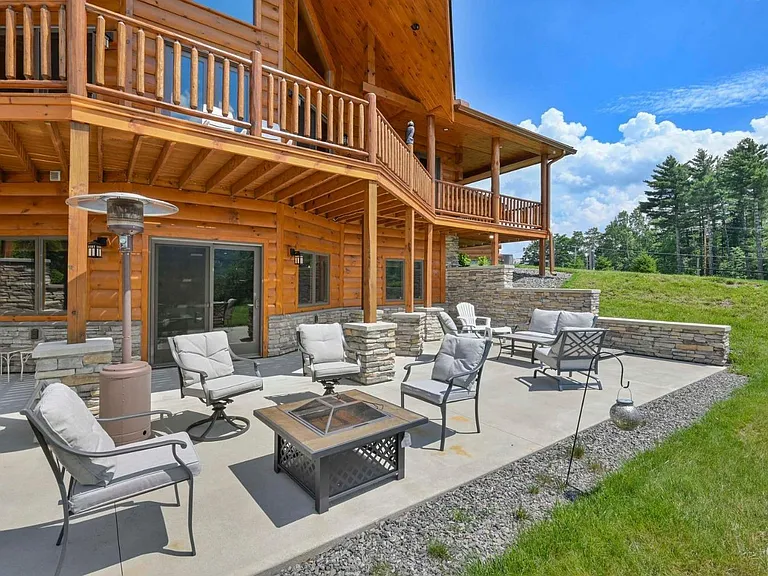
[34, 383, 116, 487]
[297, 323, 346, 364]
[184, 373, 263, 402]
[311, 361, 361, 380]
[528, 309, 560, 335]
[556, 311, 596, 331]
[431, 334, 486, 389]
[171, 331, 234, 385]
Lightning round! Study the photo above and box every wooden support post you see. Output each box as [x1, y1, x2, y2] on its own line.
[427, 114, 436, 178]
[404, 207, 415, 313]
[424, 223, 433, 307]
[491, 137, 501, 223]
[250, 50, 262, 136]
[67, 121, 89, 343]
[362, 181, 378, 322]
[366, 92, 377, 163]
[549, 231, 555, 275]
[538, 238, 546, 278]
[547, 160, 554, 274]
[491, 234, 500, 265]
[539, 154, 548, 277]
[67, 0, 86, 96]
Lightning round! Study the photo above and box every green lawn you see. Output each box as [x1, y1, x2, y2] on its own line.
[467, 270, 768, 576]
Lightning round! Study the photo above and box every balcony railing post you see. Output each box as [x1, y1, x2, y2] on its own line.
[67, 0, 86, 96]
[366, 92, 377, 163]
[250, 50, 262, 137]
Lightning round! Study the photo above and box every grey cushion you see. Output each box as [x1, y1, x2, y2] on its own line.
[297, 323, 346, 364]
[70, 432, 201, 514]
[534, 345, 597, 372]
[438, 312, 459, 336]
[509, 330, 556, 344]
[311, 360, 361, 380]
[556, 311, 596, 331]
[34, 383, 116, 487]
[171, 331, 234, 385]
[431, 334, 486, 389]
[402, 379, 476, 405]
[184, 373, 263, 402]
[528, 309, 560, 335]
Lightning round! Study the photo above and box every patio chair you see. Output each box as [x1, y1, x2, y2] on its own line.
[168, 331, 263, 441]
[296, 323, 361, 395]
[533, 327, 608, 391]
[437, 311, 490, 339]
[400, 334, 493, 451]
[456, 302, 491, 335]
[21, 382, 200, 576]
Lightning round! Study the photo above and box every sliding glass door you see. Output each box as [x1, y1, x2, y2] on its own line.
[151, 240, 262, 365]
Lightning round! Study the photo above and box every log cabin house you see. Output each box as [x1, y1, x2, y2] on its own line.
[0, 0, 575, 364]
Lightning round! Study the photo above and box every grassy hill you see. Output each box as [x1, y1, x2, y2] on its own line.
[468, 270, 768, 575]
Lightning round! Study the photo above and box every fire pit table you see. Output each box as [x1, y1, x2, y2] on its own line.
[254, 390, 427, 513]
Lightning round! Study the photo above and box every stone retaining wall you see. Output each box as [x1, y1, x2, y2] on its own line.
[0, 321, 141, 371]
[343, 322, 396, 385]
[597, 317, 730, 366]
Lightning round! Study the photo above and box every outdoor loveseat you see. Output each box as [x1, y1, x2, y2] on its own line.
[500, 309, 598, 362]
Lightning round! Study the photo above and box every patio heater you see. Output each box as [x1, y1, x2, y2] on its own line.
[66, 192, 178, 444]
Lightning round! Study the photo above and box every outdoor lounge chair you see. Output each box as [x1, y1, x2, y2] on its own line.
[168, 331, 263, 441]
[456, 302, 491, 335]
[503, 309, 598, 362]
[296, 323, 361, 395]
[533, 327, 608, 391]
[400, 334, 493, 451]
[22, 382, 200, 576]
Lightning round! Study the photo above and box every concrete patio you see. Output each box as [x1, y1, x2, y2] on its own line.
[0, 342, 724, 576]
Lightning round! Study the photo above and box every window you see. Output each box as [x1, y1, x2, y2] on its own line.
[416, 153, 441, 180]
[0, 238, 67, 315]
[297, 0, 328, 79]
[298, 252, 330, 306]
[386, 259, 425, 301]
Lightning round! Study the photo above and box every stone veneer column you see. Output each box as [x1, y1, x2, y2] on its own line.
[414, 306, 445, 341]
[32, 337, 114, 412]
[391, 312, 426, 357]
[343, 322, 396, 385]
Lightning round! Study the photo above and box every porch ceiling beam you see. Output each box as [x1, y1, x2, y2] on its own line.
[304, 180, 367, 212]
[318, 190, 391, 216]
[178, 148, 214, 189]
[149, 141, 175, 185]
[290, 175, 354, 207]
[205, 154, 247, 191]
[460, 154, 541, 185]
[326, 196, 399, 220]
[126, 135, 146, 181]
[273, 171, 338, 203]
[254, 166, 312, 200]
[45, 121, 68, 181]
[363, 81, 425, 115]
[230, 160, 282, 196]
[0, 121, 36, 180]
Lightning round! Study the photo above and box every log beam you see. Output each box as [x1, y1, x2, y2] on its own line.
[178, 148, 213, 188]
[363, 180, 377, 323]
[126, 134, 145, 181]
[0, 121, 37, 180]
[230, 161, 281, 196]
[424, 223, 433, 306]
[404, 207, 415, 312]
[427, 114, 436, 178]
[149, 141, 175, 185]
[205, 154, 246, 191]
[491, 136, 500, 223]
[67, 121, 89, 343]
[45, 121, 68, 181]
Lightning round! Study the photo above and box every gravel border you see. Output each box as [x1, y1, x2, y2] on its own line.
[511, 268, 571, 288]
[276, 370, 746, 576]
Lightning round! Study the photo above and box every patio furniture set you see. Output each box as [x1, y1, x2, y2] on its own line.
[19, 304, 608, 575]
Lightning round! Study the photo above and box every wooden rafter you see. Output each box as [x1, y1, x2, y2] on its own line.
[229, 161, 281, 196]
[126, 135, 145, 181]
[45, 121, 68, 180]
[254, 166, 310, 200]
[149, 141, 175, 185]
[96, 127, 104, 183]
[324, 194, 397, 220]
[290, 176, 353, 207]
[0, 121, 36, 180]
[178, 148, 214, 189]
[273, 171, 337, 203]
[304, 180, 366, 212]
[205, 154, 247, 191]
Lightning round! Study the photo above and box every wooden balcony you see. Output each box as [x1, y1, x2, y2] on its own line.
[0, 0, 545, 237]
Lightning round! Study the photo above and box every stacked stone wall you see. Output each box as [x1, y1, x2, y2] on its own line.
[343, 322, 396, 385]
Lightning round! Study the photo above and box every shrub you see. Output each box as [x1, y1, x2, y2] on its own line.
[630, 252, 658, 273]
[457, 252, 471, 267]
[570, 256, 586, 269]
[426, 540, 451, 560]
[477, 255, 491, 266]
[595, 256, 614, 270]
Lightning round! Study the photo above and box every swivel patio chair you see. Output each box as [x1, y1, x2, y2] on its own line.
[400, 334, 493, 451]
[296, 323, 361, 395]
[22, 382, 200, 576]
[456, 302, 491, 335]
[168, 331, 263, 441]
[533, 327, 608, 391]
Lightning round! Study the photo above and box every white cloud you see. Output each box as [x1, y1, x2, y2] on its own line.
[605, 68, 768, 114]
[501, 108, 768, 254]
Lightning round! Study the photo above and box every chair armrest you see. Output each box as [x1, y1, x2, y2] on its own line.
[402, 359, 435, 382]
[44, 432, 189, 458]
[342, 341, 361, 364]
[475, 316, 491, 327]
[230, 352, 262, 377]
[296, 341, 315, 362]
[456, 316, 474, 328]
[97, 409, 173, 423]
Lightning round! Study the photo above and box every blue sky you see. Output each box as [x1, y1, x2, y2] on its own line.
[199, 0, 768, 249]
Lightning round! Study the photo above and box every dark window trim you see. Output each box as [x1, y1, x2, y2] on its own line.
[385, 258, 425, 302]
[298, 251, 330, 307]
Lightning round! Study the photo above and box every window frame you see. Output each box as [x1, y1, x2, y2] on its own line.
[0, 236, 67, 316]
[297, 251, 330, 307]
[385, 258, 425, 302]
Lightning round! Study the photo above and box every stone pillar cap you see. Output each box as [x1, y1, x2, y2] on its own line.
[391, 312, 426, 319]
[414, 306, 444, 312]
[32, 337, 115, 359]
[344, 322, 398, 330]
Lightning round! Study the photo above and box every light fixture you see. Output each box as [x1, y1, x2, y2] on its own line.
[443, 128, 449, 132]
[87, 241, 102, 259]
[411, 22, 420, 31]
[489, 234, 494, 239]
[290, 248, 304, 266]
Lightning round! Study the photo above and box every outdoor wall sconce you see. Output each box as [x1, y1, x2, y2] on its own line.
[87, 237, 108, 259]
[290, 248, 304, 266]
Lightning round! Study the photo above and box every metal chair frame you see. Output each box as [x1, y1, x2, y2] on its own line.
[296, 328, 361, 395]
[533, 328, 608, 391]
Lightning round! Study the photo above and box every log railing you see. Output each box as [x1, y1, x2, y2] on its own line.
[0, 2, 68, 90]
[376, 110, 412, 185]
[412, 158, 433, 207]
[261, 64, 368, 158]
[436, 180, 543, 228]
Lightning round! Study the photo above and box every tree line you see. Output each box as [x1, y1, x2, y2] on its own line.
[521, 138, 768, 278]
